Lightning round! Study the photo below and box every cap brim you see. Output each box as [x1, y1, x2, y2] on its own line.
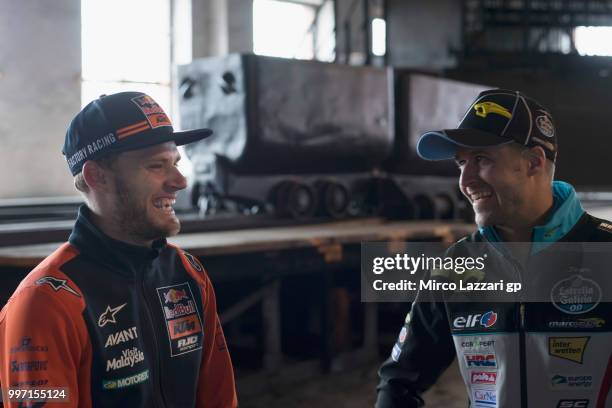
[171, 128, 213, 146]
[416, 129, 513, 161]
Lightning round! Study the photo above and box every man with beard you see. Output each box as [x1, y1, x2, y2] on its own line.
[0, 92, 237, 407]
[376, 89, 612, 407]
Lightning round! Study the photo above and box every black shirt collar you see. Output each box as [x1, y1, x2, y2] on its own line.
[69, 205, 166, 274]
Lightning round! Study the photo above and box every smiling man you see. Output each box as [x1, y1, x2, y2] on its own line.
[0, 92, 237, 407]
[376, 89, 612, 407]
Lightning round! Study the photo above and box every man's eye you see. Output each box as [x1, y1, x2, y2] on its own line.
[148, 163, 163, 170]
[475, 156, 490, 163]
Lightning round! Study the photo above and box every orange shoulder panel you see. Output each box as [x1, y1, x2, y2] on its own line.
[0, 243, 93, 407]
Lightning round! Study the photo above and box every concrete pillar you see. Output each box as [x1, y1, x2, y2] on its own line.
[191, 0, 229, 58]
[190, 0, 253, 58]
[0, 0, 81, 198]
[386, 0, 461, 69]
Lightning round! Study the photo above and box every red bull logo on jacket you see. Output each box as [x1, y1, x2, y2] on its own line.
[155, 282, 204, 357]
[164, 289, 188, 304]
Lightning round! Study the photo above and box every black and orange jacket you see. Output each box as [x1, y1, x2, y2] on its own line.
[0, 206, 237, 407]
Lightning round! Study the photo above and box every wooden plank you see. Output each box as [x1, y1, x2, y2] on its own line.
[0, 220, 475, 268]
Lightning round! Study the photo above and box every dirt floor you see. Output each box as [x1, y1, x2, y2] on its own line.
[239, 359, 467, 408]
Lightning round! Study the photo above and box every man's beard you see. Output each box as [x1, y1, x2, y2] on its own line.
[112, 177, 180, 242]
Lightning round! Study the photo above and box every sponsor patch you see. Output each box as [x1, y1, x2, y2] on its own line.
[98, 303, 128, 327]
[35, 276, 80, 297]
[105, 327, 138, 348]
[473, 102, 512, 119]
[11, 360, 48, 372]
[168, 315, 201, 340]
[391, 344, 402, 362]
[398, 327, 407, 344]
[557, 400, 589, 408]
[453, 311, 498, 330]
[471, 371, 497, 386]
[535, 111, 555, 138]
[106, 347, 145, 372]
[465, 353, 497, 368]
[550, 275, 601, 315]
[184, 252, 204, 272]
[103, 369, 149, 390]
[11, 379, 49, 387]
[131, 95, 172, 129]
[598, 221, 612, 233]
[10, 337, 48, 354]
[156, 282, 204, 357]
[548, 337, 589, 364]
[472, 389, 497, 407]
[460, 339, 495, 350]
[548, 318, 605, 330]
[551, 374, 592, 389]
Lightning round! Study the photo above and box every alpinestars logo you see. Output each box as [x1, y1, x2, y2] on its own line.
[98, 303, 127, 327]
[35, 276, 81, 297]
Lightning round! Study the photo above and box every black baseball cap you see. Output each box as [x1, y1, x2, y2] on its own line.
[417, 89, 557, 162]
[63, 92, 212, 175]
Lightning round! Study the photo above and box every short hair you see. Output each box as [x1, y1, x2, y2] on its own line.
[73, 154, 119, 193]
[515, 144, 555, 183]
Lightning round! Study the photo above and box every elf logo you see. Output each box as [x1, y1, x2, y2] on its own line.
[453, 311, 498, 330]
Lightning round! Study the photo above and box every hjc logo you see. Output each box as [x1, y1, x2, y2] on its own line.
[177, 336, 198, 348]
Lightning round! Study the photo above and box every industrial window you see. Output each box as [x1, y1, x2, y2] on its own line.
[371, 18, 386, 57]
[574, 26, 612, 56]
[253, 0, 335, 61]
[81, 0, 172, 115]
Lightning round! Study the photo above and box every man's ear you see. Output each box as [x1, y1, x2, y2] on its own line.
[82, 161, 112, 192]
[525, 146, 547, 176]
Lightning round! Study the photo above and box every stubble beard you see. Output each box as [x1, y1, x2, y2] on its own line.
[113, 176, 180, 243]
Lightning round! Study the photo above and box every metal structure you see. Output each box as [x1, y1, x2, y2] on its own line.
[177, 54, 485, 222]
[462, 0, 612, 55]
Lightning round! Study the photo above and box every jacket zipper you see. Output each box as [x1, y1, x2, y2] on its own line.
[519, 302, 528, 408]
[507, 255, 528, 408]
[138, 267, 166, 408]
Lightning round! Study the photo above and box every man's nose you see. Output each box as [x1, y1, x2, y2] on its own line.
[167, 167, 188, 191]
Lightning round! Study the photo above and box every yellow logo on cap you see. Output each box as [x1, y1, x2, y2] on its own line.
[473, 102, 512, 119]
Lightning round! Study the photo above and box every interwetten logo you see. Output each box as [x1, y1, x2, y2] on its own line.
[548, 337, 589, 364]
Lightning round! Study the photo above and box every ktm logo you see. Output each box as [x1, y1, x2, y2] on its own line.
[473, 102, 512, 119]
[174, 320, 196, 335]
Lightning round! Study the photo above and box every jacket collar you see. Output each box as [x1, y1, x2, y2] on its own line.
[69, 205, 166, 275]
[479, 181, 585, 253]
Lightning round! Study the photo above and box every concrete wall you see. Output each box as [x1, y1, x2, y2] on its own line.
[386, 0, 461, 69]
[0, 0, 81, 198]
